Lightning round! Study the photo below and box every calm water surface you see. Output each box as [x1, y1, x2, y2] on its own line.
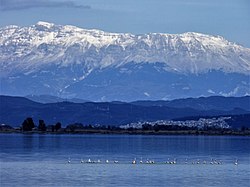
[0, 134, 249, 186]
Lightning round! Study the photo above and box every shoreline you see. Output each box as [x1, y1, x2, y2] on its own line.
[1, 129, 250, 136]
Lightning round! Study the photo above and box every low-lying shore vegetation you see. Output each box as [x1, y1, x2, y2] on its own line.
[1, 126, 249, 136]
[1, 117, 249, 136]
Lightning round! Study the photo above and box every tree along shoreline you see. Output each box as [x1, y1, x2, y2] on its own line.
[1, 117, 249, 136]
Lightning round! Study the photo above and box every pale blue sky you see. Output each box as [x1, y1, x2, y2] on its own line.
[0, 0, 249, 47]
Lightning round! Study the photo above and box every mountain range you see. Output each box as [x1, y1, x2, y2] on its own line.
[24, 94, 250, 111]
[0, 21, 250, 101]
[0, 95, 249, 127]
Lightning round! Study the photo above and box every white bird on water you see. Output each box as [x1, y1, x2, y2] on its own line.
[68, 158, 71, 163]
[234, 159, 238, 165]
[140, 157, 143, 164]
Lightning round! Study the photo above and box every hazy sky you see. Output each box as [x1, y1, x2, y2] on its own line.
[0, 0, 249, 47]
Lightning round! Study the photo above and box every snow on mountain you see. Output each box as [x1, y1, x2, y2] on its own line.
[0, 22, 250, 101]
[1, 21, 250, 76]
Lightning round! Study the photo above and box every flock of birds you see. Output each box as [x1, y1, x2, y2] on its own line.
[67, 158, 239, 165]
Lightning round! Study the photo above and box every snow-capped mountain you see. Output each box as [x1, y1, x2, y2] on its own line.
[0, 21, 250, 101]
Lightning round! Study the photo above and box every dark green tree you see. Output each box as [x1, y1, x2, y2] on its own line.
[66, 123, 83, 132]
[22, 117, 35, 131]
[38, 120, 46, 132]
[55, 122, 61, 131]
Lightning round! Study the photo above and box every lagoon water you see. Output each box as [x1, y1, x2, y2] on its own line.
[0, 134, 249, 186]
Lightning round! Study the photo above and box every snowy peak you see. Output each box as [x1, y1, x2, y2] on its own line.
[0, 21, 250, 76]
[35, 21, 55, 30]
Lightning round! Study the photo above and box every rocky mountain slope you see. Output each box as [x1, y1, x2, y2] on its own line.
[1, 22, 250, 101]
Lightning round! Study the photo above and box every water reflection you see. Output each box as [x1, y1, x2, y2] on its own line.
[0, 134, 249, 187]
[22, 134, 34, 152]
[0, 134, 249, 163]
